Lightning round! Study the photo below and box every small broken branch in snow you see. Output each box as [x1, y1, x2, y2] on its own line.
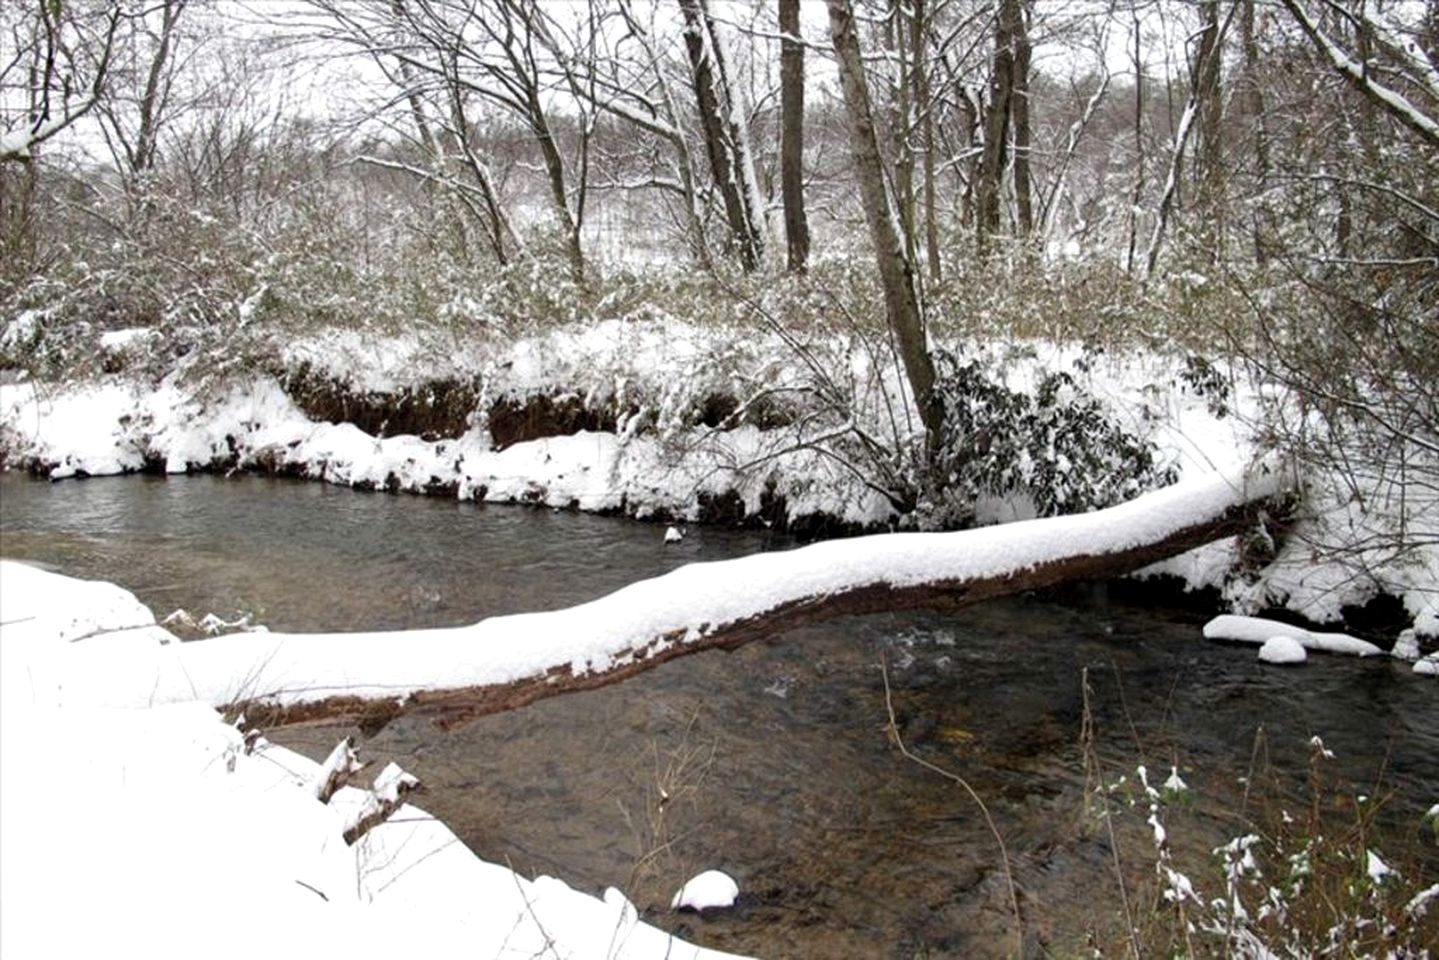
[309, 736, 364, 804]
[342, 763, 421, 846]
[242, 728, 265, 756]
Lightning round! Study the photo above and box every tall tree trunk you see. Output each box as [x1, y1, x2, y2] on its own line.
[956, 85, 980, 228]
[1011, 0, 1034, 238]
[528, 99, 585, 286]
[1239, 0, 1268, 181]
[1146, 2, 1235, 277]
[1239, 0, 1269, 264]
[888, 5, 917, 264]
[778, 0, 810, 273]
[977, 0, 1020, 248]
[1195, 0, 1225, 257]
[131, 0, 186, 177]
[679, 0, 764, 271]
[1125, 12, 1145, 274]
[828, 0, 941, 454]
[910, 0, 941, 280]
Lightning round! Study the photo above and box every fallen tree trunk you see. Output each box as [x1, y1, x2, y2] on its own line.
[196, 460, 1292, 734]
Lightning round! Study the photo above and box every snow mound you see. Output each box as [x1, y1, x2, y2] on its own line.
[1202, 615, 1382, 657]
[1414, 655, 1438, 677]
[671, 869, 739, 911]
[1258, 636, 1307, 665]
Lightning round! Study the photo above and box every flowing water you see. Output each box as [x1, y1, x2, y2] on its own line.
[3, 472, 1435, 957]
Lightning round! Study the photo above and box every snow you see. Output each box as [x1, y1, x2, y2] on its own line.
[0, 563, 750, 960]
[0, 459, 1282, 712]
[1415, 655, 1439, 677]
[1408, 883, 1439, 919]
[1257, 636, 1307, 665]
[1203, 615, 1383, 657]
[1393, 629, 1420, 661]
[1366, 850, 1393, 884]
[665, 525, 685, 543]
[99, 326, 155, 350]
[671, 870, 740, 911]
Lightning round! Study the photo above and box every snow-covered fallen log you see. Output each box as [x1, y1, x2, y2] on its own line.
[2, 461, 1290, 730]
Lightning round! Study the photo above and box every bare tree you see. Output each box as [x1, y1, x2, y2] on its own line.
[535, 0, 717, 269]
[94, 0, 189, 181]
[909, 0, 942, 280]
[1, 2, 123, 164]
[778, 0, 809, 273]
[1279, 0, 1439, 148]
[678, 0, 765, 271]
[1144, 1, 1235, 277]
[975, 0, 1029, 248]
[828, 0, 940, 453]
[1010, 0, 1033, 238]
[303, 0, 590, 281]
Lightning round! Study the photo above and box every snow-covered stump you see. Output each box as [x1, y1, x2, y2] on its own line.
[342, 763, 421, 846]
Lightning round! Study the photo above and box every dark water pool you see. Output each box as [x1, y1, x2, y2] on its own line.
[2, 472, 1434, 957]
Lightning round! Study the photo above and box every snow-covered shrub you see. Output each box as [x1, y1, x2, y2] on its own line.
[920, 353, 1175, 528]
[1108, 738, 1439, 958]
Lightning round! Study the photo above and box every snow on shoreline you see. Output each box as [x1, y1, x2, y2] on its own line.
[0, 562, 749, 960]
[1, 320, 1435, 639]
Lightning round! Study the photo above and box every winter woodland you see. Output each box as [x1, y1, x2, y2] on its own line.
[1, 0, 1436, 956]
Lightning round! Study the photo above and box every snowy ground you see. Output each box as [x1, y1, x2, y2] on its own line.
[0, 560, 749, 960]
[1, 318, 1433, 638]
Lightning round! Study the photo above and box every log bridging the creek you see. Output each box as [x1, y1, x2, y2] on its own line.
[210, 461, 1291, 734]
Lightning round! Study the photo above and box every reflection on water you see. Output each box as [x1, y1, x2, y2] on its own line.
[3, 472, 1435, 957]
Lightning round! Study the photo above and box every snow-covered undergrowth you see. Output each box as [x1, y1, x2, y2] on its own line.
[0, 560, 747, 960]
[1104, 749, 1439, 957]
[1, 314, 1435, 640]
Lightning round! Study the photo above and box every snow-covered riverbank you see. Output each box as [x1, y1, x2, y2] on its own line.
[0, 560, 748, 960]
[2, 318, 1435, 640]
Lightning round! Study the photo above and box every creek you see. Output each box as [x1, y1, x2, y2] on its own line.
[2, 471, 1435, 958]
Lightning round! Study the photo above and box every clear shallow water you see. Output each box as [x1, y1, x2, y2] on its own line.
[3, 472, 1435, 957]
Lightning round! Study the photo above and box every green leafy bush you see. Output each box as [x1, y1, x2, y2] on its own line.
[921, 352, 1175, 528]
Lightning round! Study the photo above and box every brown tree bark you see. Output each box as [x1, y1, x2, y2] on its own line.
[779, 0, 810, 273]
[888, 5, 917, 263]
[1125, 11, 1145, 275]
[130, 0, 186, 176]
